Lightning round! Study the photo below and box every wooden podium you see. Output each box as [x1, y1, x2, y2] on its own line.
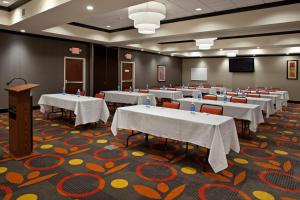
[5, 83, 39, 160]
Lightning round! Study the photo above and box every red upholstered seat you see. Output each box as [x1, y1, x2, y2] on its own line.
[188, 87, 197, 89]
[203, 84, 211, 88]
[95, 92, 105, 99]
[200, 104, 223, 115]
[259, 91, 269, 95]
[151, 86, 160, 90]
[80, 90, 85, 96]
[138, 89, 149, 93]
[226, 92, 238, 96]
[167, 88, 176, 91]
[230, 97, 247, 103]
[162, 102, 180, 109]
[203, 95, 217, 100]
[246, 93, 260, 98]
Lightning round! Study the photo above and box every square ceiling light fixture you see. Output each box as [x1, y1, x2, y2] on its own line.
[195, 38, 217, 50]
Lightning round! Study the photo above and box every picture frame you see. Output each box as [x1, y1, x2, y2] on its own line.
[287, 60, 298, 80]
[157, 65, 166, 82]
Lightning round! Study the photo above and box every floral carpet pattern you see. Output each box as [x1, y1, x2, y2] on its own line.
[0, 104, 299, 200]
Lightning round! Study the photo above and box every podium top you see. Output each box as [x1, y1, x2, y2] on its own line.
[5, 83, 39, 93]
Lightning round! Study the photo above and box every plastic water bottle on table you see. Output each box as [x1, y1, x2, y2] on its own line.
[190, 102, 196, 114]
[145, 96, 151, 108]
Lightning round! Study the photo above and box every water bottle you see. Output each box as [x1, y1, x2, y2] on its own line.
[198, 93, 202, 100]
[145, 96, 151, 108]
[62, 88, 66, 95]
[146, 84, 149, 90]
[169, 83, 172, 88]
[190, 102, 196, 113]
[117, 85, 121, 91]
[76, 89, 80, 97]
[224, 95, 227, 103]
[237, 88, 240, 93]
[163, 85, 166, 90]
[182, 84, 185, 89]
[129, 86, 132, 92]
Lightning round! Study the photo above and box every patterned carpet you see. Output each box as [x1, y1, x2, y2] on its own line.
[0, 104, 299, 200]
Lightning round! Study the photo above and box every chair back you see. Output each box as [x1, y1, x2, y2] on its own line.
[151, 86, 160, 90]
[246, 93, 260, 98]
[203, 84, 211, 88]
[226, 92, 238, 96]
[167, 88, 177, 91]
[80, 90, 86, 96]
[162, 102, 180, 109]
[203, 95, 217, 100]
[138, 89, 149, 93]
[259, 91, 269, 95]
[230, 97, 247, 104]
[95, 92, 105, 99]
[200, 104, 223, 115]
[188, 87, 197, 89]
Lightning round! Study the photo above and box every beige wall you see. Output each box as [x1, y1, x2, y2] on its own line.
[182, 56, 300, 101]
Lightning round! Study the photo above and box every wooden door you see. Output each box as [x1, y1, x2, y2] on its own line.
[65, 58, 84, 94]
[121, 62, 134, 90]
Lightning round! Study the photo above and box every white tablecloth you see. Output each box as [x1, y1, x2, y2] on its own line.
[176, 88, 202, 98]
[104, 91, 156, 106]
[111, 105, 239, 173]
[148, 90, 183, 100]
[217, 95, 275, 118]
[269, 91, 289, 106]
[38, 94, 110, 126]
[178, 98, 264, 132]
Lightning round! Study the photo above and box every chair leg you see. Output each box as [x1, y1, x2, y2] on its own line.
[203, 149, 210, 172]
[145, 134, 149, 142]
[165, 138, 168, 146]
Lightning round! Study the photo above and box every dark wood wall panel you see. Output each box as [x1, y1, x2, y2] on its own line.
[93, 45, 118, 94]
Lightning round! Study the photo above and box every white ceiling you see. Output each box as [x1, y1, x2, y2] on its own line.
[0, 0, 19, 7]
[77, 0, 282, 30]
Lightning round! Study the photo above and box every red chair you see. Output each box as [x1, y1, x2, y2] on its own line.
[259, 91, 269, 95]
[138, 89, 149, 93]
[203, 95, 217, 100]
[162, 101, 180, 109]
[167, 88, 177, 91]
[80, 90, 85, 96]
[226, 92, 238, 96]
[151, 86, 160, 90]
[188, 87, 197, 89]
[256, 87, 265, 90]
[230, 97, 247, 104]
[95, 92, 105, 99]
[200, 104, 223, 115]
[203, 84, 211, 88]
[246, 93, 260, 98]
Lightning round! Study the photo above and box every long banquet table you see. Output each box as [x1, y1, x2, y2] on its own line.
[217, 95, 275, 118]
[104, 91, 156, 105]
[111, 105, 240, 173]
[178, 98, 264, 132]
[38, 94, 110, 126]
[148, 89, 183, 100]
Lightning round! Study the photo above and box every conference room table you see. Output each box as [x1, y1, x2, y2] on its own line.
[216, 95, 275, 118]
[178, 98, 264, 132]
[38, 94, 110, 126]
[239, 92, 282, 111]
[104, 91, 156, 106]
[111, 105, 240, 173]
[268, 91, 289, 106]
[176, 88, 202, 98]
[148, 89, 183, 100]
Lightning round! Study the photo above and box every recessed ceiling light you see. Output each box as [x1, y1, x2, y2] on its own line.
[106, 25, 111, 28]
[86, 5, 94, 11]
[20, 29, 26, 33]
[2, 1, 9, 4]
[195, 8, 202, 11]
